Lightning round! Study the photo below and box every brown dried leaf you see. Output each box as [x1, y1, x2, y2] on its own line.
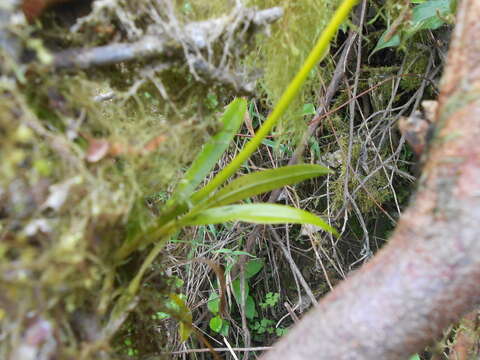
[85, 138, 109, 163]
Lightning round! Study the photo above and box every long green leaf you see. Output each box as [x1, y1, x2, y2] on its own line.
[173, 98, 246, 201]
[181, 204, 337, 235]
[203, 164, 332, 207]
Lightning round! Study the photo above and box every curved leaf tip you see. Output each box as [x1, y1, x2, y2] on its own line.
[182, 203, 337, 235]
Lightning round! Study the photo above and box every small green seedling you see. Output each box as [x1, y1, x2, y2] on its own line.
[123, 338, 138, 357]
[251, 318, 288, 339]
[252, 318, 275, 335]
[207, 256, 264, 334]
[260, 292, 280, 309]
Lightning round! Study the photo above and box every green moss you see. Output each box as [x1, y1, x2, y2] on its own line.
[401, 41, 430, 92]
[247, 0, 342, 145]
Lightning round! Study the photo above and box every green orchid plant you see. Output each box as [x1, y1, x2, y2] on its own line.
[110, 0, 358, 342]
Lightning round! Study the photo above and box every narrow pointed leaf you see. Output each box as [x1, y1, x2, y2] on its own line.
[204, 164, 332, 207]
[181, 204, 337, 235]
[173, 98, 246, 201]
[371, 31, 401, 54]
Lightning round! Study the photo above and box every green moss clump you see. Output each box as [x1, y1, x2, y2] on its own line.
[247, 0, 342, 145]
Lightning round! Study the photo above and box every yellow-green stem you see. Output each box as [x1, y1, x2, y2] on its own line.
[114, 221, 177, 261]
[127, 240, 166, 295]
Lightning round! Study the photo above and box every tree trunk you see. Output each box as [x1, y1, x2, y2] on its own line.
[261, 1, 480, 359]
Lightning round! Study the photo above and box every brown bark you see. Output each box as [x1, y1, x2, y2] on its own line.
[449, 310, 479, 360]
[261, 1, 480, 359]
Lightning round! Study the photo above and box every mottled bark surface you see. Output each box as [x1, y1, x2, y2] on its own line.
[261, 1, 480, 359]
[449, 310, 479, 360]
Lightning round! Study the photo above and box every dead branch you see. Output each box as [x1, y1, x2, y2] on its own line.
[0, 0, 24, 62]
[261, 1, 480, 359]
[53, 6, 283, 70]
